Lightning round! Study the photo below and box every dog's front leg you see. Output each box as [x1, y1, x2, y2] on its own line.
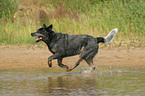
[48, 54, 61, 67]
[48, 60, 52, 67]
[57, 58, 69, 70]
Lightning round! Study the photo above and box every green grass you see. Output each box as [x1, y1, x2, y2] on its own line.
[0, 0, 18, 20]
[0, 0, 144, 47]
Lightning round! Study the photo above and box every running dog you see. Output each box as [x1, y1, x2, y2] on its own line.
[31, 24, 117, 72]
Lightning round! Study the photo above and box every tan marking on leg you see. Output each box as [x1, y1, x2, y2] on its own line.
[67, 58, 83, 72]
[81, 47, 84, 52]
[51, 49, 55, 52]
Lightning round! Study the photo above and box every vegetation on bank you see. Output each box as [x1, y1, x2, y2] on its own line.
[0, 0, 144, 47]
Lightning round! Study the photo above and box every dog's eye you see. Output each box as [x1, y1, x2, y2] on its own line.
[42, 29, 45, 32]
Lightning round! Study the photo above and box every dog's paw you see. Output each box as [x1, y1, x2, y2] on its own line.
[66, 68, 72, 72]
[48, 64, 52, 67]
[48, 60, 52, 67]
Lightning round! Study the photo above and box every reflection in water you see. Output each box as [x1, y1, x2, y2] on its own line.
[47, 74, 99, 95]
[0, 69, 145, 96]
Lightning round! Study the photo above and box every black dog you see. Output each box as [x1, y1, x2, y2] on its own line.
[31, 24, 117, 72]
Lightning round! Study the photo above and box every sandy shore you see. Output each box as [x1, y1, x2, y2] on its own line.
[0, 45, 145, 70]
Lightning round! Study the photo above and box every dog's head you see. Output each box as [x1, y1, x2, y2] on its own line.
[31, 24, 54, 42]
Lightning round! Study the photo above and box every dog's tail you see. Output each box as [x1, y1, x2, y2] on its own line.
[97, 28, 118, 44]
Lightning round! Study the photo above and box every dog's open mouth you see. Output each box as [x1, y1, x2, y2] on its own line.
[36, 36, 43, 42]
[31, 33, 45, 42]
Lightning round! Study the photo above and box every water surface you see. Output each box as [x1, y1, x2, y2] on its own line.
[0, 68, 145, 96]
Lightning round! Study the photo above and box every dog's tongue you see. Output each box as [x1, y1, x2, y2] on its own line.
[40, 37, 42, 39]
[36, 38, 40, 42]
[35, 37, 42, 42]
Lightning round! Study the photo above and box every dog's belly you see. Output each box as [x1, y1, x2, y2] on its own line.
[64, 49, 80, 57]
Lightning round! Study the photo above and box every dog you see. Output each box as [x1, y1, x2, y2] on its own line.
[31, 24, 117, 72]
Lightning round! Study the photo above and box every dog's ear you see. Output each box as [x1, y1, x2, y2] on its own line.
[48, 24, 53, 30]
[45, 24, 53, 32]
[43, 24, 47, 27]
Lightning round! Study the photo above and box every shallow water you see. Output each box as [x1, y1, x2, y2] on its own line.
[0, 68, 145, 96]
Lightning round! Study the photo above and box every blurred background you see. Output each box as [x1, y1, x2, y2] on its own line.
[0, 0, 144, 47]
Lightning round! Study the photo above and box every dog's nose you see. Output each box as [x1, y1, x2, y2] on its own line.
[31, 33, 34, 36]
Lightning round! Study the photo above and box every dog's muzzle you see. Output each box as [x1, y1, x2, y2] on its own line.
[31, 33, 35, 36]
[31, 32, 45, 42]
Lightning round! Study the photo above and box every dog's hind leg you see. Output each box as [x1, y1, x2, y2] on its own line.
[81, 47, 98, 71]
[67, 58, 83, 72]
[57, 58, 69, 70]
[85, 58, 96, 71]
